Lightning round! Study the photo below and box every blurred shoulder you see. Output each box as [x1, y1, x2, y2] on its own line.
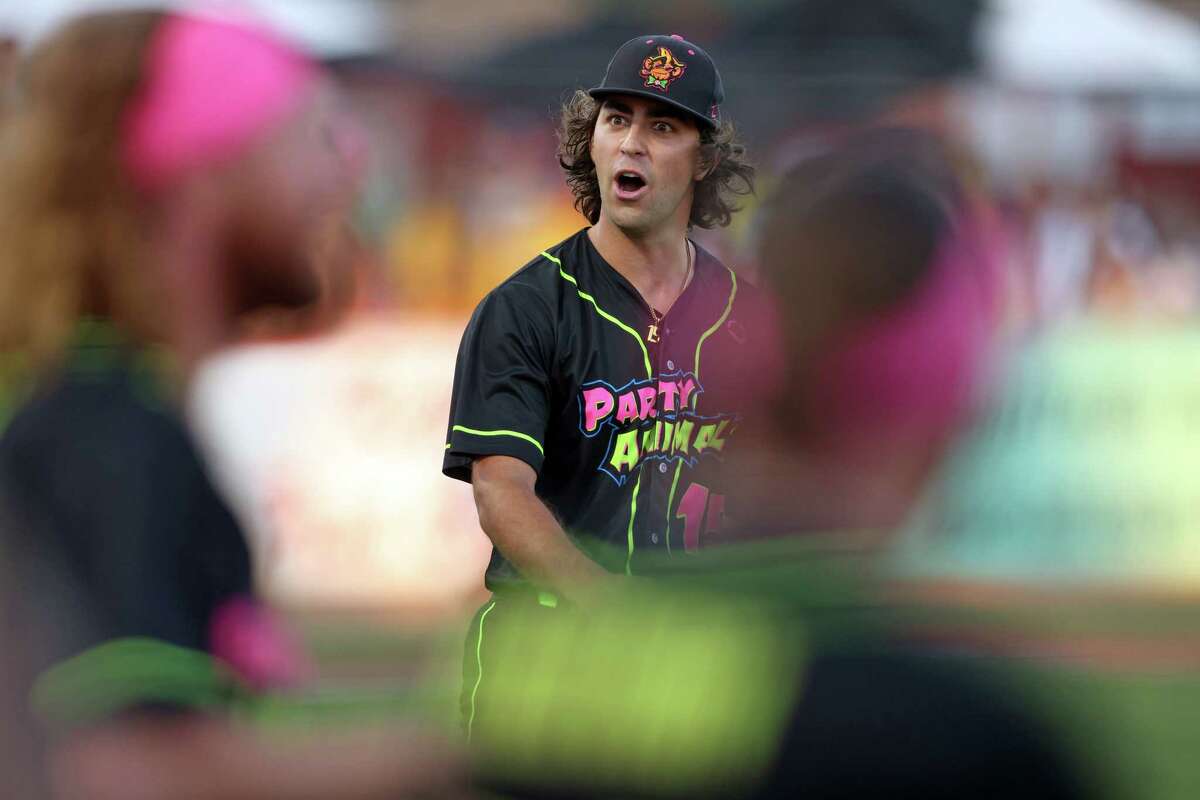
[0, 366, 190, 476]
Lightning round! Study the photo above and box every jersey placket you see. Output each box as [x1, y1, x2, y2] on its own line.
[649, 309, 693, 556]
[639, 263, 739, 561]
[634, 284, 697, 559]
[625, 285, 666, 559]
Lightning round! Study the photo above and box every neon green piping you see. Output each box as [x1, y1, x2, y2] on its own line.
[694, 267, 738, 381]
[664, 267, 739, 548]
[542, 251, 653, 378]
[465, 600, 497, 742]
[451, 425, 544, 456]
[625, 473, 641, 575]
[544, 249, 653, 574]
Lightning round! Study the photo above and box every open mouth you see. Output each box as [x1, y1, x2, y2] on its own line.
[614, 171, 648, 200]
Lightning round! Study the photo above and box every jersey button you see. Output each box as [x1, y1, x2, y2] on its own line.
[666, 360, 675, 370]
[658, 462, 669, 474]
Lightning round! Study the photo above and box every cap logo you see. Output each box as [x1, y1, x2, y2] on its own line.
[640, 46, 686, 92]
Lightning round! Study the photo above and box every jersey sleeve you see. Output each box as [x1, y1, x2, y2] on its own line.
[443, 282, 555, 482]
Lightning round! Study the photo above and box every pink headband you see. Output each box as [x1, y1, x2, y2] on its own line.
[121, 13, 319, 192]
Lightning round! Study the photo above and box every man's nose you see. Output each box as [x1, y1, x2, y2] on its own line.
[619, 123, 647, 157]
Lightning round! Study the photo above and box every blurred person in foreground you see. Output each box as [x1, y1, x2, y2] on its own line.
[0, 10, 459, 798]
[729, 128, 1001, 541]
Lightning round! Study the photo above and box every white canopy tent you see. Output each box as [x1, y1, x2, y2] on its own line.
[979, 0, 1200, 93]
[962, 0, 1200, 186]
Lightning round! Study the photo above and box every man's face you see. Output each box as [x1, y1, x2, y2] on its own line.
[225, 83, 363, 312]
[590, 95, 704, 236]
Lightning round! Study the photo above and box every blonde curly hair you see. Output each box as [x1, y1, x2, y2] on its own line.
[0, 11, 165, 377]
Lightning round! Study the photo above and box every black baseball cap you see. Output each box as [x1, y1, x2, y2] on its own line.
[589, 34, 724, 130]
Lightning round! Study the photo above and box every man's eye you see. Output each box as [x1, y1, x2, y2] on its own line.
[654, 122, 673, 133]
[609, 114, 628, 126]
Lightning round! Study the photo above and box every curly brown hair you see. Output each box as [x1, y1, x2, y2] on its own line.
[556, 89, 754, 229]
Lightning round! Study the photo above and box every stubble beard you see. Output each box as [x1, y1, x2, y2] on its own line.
[603, 188, 687, 239]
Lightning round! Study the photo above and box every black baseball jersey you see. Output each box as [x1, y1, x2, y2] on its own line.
[0, 323, 253, 683]
[444, 228, 772, 589]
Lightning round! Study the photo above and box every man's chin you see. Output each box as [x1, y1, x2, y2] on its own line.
[607, 208, 657, 237]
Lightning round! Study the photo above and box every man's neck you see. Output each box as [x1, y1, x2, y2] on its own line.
[588, 218, 691, 312]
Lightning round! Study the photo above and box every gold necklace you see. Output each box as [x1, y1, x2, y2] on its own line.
[647, 308, 664, 343]
[647, 240, 693, 344]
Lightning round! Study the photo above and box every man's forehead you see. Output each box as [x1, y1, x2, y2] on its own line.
[599, 94, 691, 122]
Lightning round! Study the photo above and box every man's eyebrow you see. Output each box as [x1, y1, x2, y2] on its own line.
[602, 99, 634, 115]
[601, 98, 689, 124]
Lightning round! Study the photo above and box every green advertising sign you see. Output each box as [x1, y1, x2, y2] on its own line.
[892, 324, 1200, 590]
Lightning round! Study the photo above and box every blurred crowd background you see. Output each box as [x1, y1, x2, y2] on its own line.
[3, 0, 1200, 797]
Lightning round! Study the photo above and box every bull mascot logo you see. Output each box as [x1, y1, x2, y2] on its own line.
[640, 47, 686, 92]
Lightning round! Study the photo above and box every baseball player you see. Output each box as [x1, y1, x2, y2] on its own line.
[443, 33, 768, 734]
